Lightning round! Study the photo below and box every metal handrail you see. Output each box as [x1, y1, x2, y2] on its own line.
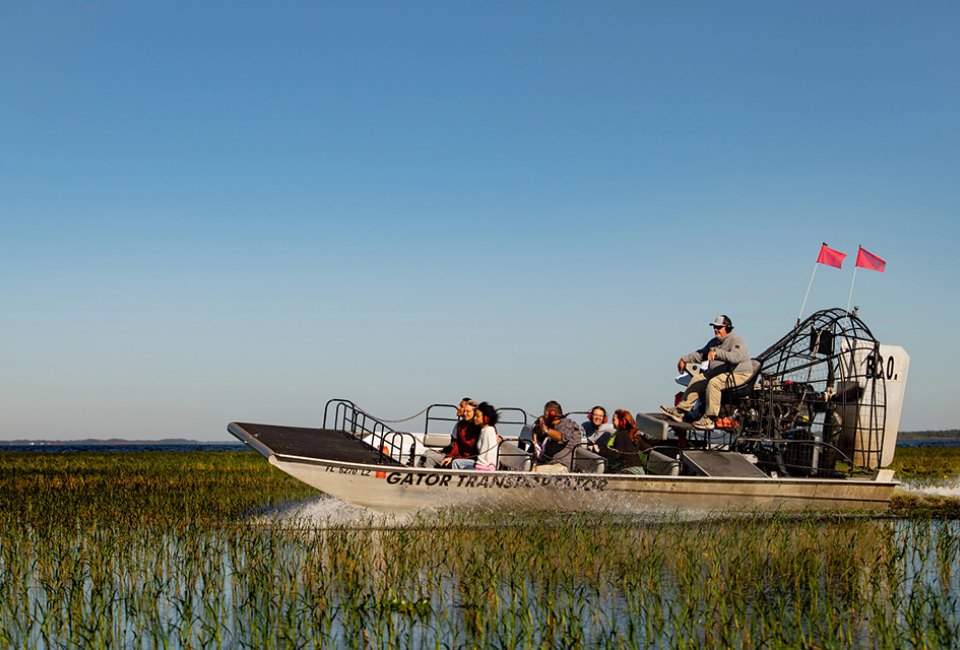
[735, 437, 860, 478]
[424, 404, 458, 435]
[423, 403, 531, 440]
[644, 445, 683, 475]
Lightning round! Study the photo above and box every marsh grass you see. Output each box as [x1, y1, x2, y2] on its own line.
[891, 446, 960, 480]
[890, 446, 960, 518]
[1, 451, 958, 648]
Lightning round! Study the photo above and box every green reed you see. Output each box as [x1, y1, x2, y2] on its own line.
[0, 450, 958, 648]
[892, 446, 960, 480]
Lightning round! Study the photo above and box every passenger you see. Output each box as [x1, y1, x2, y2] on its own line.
[659, 314, 752, 430]
[582, 405, 616, 447]
[532, 400, 583, 470]
[438, 398, 479, 467]
[452, 402, 500, 471]
[596, 410, 652, 474]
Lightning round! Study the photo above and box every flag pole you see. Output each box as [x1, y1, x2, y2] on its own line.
[798, 261, 818, 325]
[846, 245, 863, 313]
[846, 267, 858, 313]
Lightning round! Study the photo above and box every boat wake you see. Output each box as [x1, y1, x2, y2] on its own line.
[251, 496, 421, 528]
[900, 478, 960, 499]
[250, 493, 770, 529]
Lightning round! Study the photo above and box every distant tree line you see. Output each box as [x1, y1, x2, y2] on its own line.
[898, 430, 960, 441]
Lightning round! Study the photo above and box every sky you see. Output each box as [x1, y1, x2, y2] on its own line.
[2, 2, 958, 440]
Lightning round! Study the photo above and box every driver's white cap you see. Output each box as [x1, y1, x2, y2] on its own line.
[709, 315, 733, 329]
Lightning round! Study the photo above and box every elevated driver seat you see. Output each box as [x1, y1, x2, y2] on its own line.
[719, 358, 763, 412]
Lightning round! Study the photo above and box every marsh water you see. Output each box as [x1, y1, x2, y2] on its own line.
[0, 450, 957, 648]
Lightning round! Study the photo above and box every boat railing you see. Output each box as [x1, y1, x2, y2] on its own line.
[496, 407, 531, 440]
[323, 398, 420, 466]
[424, 404, 531, 441]
[323, 398, 391, 437]
[645, 445, 683, 476]
[684, 426, 738, 450]
[375, 430, 421, 467]
[575, 440, 685, 476]
[735, 436, 858, 478]
[570, 442, 606, 474]
[496, 439, 534, 472]
[423, 404, 458, 437]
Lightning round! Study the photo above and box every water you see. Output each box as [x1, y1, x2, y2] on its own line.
[901, 477, 960, 499]
[250, 495, 402, 528]
[0, 442, 248, 452]
[1, 444, 956, 647]
[896, 439, 960, 448]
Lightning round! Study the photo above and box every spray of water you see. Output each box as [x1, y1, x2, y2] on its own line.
[900, 477, 960, 499]
[253, 496, 426, 528]
[251, 490, 871, 530]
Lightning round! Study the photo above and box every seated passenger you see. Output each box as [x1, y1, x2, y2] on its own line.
[582, 405, 616, 448]
[452, 402, 500, 471]
[438, 398, 479, 467]
[532, 400, 583, 470]
[596, 410, 652, 474]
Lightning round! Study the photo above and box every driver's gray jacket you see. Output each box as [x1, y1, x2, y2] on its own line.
[682, 332, 752, 378]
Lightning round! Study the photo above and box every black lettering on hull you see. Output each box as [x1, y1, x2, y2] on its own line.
[373, 468, 607, 492]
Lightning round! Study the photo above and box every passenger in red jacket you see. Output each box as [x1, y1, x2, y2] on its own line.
[439, 398, 479, 467]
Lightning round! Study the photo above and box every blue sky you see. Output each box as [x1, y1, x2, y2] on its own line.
[2, 2, 957, 439]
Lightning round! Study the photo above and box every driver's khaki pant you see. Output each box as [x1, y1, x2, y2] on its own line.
[677, 370, 753, 417]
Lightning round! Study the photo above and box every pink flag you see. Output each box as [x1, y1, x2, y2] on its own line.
[816, 243, 846, 268]
[855, 246, 886, 272]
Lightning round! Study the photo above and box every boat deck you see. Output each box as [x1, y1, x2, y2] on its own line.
[230, 422, 402, 465]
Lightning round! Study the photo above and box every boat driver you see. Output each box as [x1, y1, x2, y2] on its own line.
[659, 314, 752, 430]
[532, 400, 583, 469]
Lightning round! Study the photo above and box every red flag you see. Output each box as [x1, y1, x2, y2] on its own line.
[855, 246, 886, 272]
[816, 243, 846, 268]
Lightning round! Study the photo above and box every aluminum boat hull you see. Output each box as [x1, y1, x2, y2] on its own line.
[229, 422, 898, 515]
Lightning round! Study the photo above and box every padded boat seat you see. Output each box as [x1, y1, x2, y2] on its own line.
[720, 358, 763, 404]
[646, 449, 681, 476]
[422, 432, 453, 448]
[417, 449, 444, 468]
[571, 445, 606, 474]
[498, 441, 534, 472]
[636, 412, 671, 440]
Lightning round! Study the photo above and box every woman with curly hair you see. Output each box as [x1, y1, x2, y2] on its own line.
[597, 409, 652, 474]
[452, 401, 500, 471]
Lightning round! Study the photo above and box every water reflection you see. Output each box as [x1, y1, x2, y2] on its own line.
[6, 501, 959, 647]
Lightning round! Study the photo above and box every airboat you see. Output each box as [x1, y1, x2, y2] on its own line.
[229, 308, 908, 514]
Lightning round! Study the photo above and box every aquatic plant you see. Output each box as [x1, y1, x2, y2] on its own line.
[892, 446, 960, 480]
[0, 451, 957, 648]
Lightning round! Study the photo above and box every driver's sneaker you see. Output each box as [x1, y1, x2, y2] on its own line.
[690, 416, 715, 430]
[659, 405, 685, 422]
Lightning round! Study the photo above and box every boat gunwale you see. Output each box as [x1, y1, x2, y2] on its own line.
[267, 451, 900, 487]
